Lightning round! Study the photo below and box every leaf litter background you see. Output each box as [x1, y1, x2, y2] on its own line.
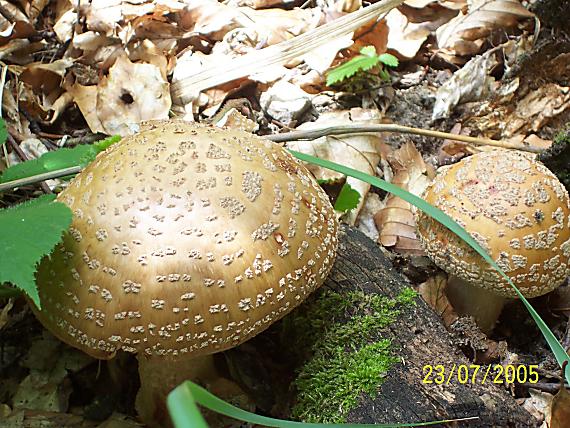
[1, 0, 570, 426]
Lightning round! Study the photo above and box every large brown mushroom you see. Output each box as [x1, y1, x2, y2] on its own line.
[30, 120, 339, 426]
[416, 150, 570, 333]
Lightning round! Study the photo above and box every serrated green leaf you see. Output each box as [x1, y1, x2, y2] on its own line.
[0, 195, 72, 307]
[378, 53, 399, 67]
[359, 45, 377, 57]
[326, 55, 381, 86]
[334, 182, 361, 212]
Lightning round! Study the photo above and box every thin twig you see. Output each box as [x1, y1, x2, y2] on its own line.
[0, 166, 81, 193]
[521, 381, 570, 393]
[63, 133, 107, 147]
[6, 134, 52, 194]
[0, 125, 544, 192]
[268, 124, 543, 153]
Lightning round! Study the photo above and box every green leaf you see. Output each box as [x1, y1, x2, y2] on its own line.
[377, 53, 399, 68]
[326, 54, 381, 86]
[359, 46, 377, 57]
[168, 381, 473, 428]
[0, 195, 73, 307]
[288, 150, 570, 386]
[0, 135, 121, 184]
[378, 69, 391, 81]
[0, 118, 7, 147]
[0, 146, 93, 183]
[96, 135, 121, 150]
[334, 182, 360, 212]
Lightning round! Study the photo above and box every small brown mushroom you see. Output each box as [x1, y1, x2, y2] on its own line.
[416, 150, 570, 333]
[30, 120, 339, 426]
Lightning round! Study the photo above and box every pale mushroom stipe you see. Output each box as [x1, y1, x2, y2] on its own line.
[30, 120, 339, 426]
[416, 150, 570, 333]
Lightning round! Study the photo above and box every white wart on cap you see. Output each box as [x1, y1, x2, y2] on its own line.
[416, 150, 570, 298]
[32, 120, 339, 360]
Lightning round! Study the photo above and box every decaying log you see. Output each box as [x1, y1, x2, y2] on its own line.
[232, 225, 537, 427]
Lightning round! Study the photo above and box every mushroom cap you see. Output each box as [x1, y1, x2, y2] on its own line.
[416, 150, 570, 298]
[32, 121, 339, 360]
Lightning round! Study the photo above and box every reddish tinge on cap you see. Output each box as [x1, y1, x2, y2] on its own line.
[416, 149, 570, 298]
[32, 120, 339, 361]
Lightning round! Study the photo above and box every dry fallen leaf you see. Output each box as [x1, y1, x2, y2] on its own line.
[67, 83, 105, 133]
[19, 59, 73, 95]
[522, 389, 553, 425]
[432, 47, 498, 119]
[238, 7, 323, 46]
[385, 6, 456, 60]
[349, 14, 389, 56]
[178, 0, 252, 41]
[418, 274, 459, 328]
[374, 141, 432, 254]
[70, 55, 171, 135]
[385, 8, 430, 59]
[260, 80, 312, 124]
[436, 0, 534, 58]
[170, 0, 404, 107]
[504, 83, 570, 136]
[12, 333, 93, 413]
[550, 384, 570, 428]
[1, 80, 32, 138]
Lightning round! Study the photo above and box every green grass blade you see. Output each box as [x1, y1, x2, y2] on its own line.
[0, 119, 7, 147]
[167, 382, 476, 428]
[289, 150, 570, 384]
[167, 382, 209, 428]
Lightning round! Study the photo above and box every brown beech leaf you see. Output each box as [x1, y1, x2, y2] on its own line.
[385, 8, 431, 59]
[386, 3, 459, 59]
[503, 83, 570, 136]
[69, 55, 171, 135]
[418, 274, 459, 328]
[96, 55, 171, 135]
[551, 385, 570, 428]
[19, 59, 73, 94]
[436, 0, 534, 57]
[374, 141, 432, 255]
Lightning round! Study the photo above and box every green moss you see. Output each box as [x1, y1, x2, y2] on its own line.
[288, 288, 417, 423]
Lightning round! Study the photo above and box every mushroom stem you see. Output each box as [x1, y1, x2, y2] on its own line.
[445, 276, 507, 334]
[136, 354, 219, 428]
